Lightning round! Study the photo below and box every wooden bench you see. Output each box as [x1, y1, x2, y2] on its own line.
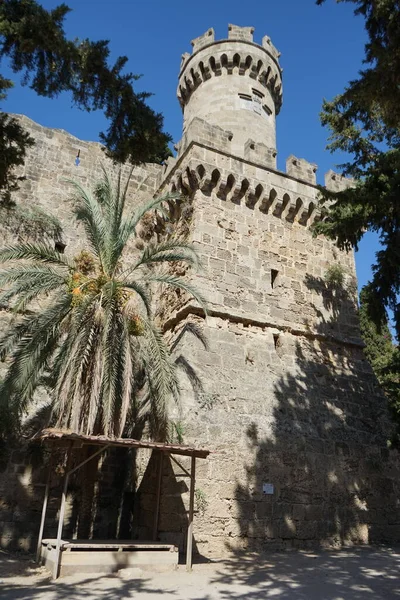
[40, 538, 179, 576]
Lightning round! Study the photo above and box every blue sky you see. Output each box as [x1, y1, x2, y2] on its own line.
[2, 0, 380, 299]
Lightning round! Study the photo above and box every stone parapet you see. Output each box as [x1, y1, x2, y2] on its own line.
[325, 169, 355, 193]
[160, 141, 321, 230]
[286, 155, 317, 185]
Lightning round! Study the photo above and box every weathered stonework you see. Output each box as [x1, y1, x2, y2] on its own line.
[1, 25, 399, 555]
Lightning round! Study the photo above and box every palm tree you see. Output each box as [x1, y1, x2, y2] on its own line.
[0, 169, 205, 440]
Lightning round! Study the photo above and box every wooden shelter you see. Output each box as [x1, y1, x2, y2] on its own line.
[33, 428, 209, 579]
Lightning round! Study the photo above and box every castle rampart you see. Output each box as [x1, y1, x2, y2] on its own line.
[1, 25, 399, 556]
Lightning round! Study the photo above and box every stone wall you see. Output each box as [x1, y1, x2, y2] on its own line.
[0, 115, 162, 249]
[150, 115, 400, 555]
[1, 23, 400, 556]
[0, 115, 163, 551]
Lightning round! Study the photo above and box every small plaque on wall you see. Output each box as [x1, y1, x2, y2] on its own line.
[263, 483, 274, 495]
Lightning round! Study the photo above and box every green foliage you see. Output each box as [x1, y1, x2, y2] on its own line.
[168, 420, 185, 444]
[0, 113, 35, 202]
[324, 263, 346, 289]
[315, 0, 400, 338]
[359, 283, 400, 446]
[0, 0, 171, 199]
[0, 169, 206, 441]
[195, 488, 208, 515]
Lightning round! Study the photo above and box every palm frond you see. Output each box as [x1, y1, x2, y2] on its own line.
[0, 266, 67, 307]
[124, 239, 200, 277]
[147, 273, 208, 315]
[121, 280, 152, 317]
[0, 243, 72, 268]
[65, 178, 108, 268]
[117, 192, 180, 253]
[139, 318, 180, 440]
[99, 281, 126, 435]
[4, 277, 67, 313]
[0, 294, 71, 416]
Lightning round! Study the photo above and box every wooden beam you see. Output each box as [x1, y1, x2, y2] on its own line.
[153, 451, 163, 541]
[170, 454, 191, 477]
[186, 455, 196, 571]
[36, 455, 53, 563]
[52, 450, 72, 580]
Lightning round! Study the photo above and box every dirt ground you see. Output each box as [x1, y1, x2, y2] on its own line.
[1, 546, 399, 599]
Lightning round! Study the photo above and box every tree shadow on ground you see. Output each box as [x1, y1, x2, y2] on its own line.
[206, 547, 400, 600]
[1, 548, 400, 599]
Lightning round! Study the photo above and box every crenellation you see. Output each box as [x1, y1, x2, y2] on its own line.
[228, 24, 255, 42]
[180, 52, 191, 69]
[286, 155, 318, 185]
[262, 35, 281, 60]
[325, 169, 355, 193]
[244, 139, 277, 169]
[191, 28, 215, 53]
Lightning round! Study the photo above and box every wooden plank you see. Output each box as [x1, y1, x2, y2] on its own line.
[36, 456, 53, 563]
[42, 539, 176, 550]
[61, 550, 178, 567]
[53, 447, 73, 579]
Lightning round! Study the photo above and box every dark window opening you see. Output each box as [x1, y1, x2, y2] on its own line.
[271, 269, 279, 288]
[273, 333, 280, 350]
[252, 88, 264, 99]
[55, 241, 66, 254]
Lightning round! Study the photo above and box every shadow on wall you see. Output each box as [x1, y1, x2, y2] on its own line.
[230, 273, 400, 552]
[0, 438, 57, 552]
[133, 451, 195, 554]
[0, 441, 143, 552]
[304, 271, 360, 342]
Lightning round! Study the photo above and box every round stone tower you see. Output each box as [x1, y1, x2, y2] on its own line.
[177, 24, 283, 160]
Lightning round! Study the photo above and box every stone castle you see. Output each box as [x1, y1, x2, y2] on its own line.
[1, 25, 399, 555]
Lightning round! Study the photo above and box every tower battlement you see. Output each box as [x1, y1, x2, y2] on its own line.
[178, 25, 283, 163]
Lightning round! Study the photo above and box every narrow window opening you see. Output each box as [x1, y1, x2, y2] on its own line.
[252, 88, 264, 99]
[271, 269, 279, 288]
[273, 333, 280, 350]
[239, 93, 252, 101]
[55, 241, 66, 254]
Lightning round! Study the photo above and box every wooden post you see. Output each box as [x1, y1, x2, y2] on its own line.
[153, 451, 164, 541]
[52, 444, 74, 580]
[53, 468, 70, 580]
[36, 459, 52, 564]
[186, 455, 196, 571]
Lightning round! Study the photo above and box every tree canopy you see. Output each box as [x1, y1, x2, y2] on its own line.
[0, 0, 171, 202]
[359, 283, 400, 446]
[315, 0, 400, 338]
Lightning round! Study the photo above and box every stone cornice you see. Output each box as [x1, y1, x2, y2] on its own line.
[163, 304, 365, 350]
[157, 141, 322, 228]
